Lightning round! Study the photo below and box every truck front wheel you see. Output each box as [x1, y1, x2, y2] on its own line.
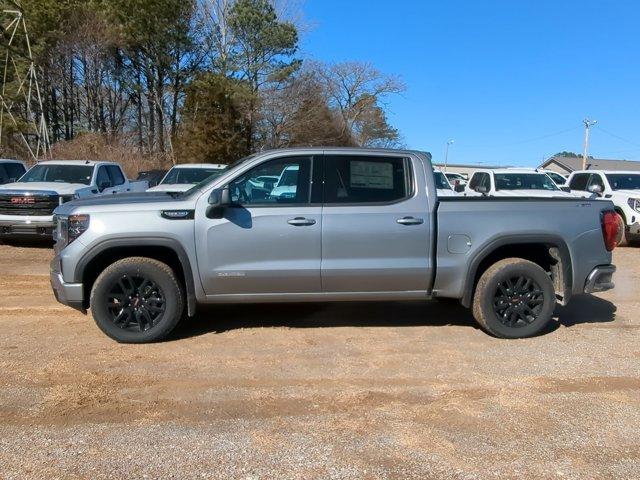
[90, 257, 185, 343]
[472, 258, 556, 339]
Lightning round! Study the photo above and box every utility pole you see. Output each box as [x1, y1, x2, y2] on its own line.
[582, 119, 597, 170]
[444, 139, 454, 172]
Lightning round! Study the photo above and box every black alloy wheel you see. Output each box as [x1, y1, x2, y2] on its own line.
[107, 274, 166, 332]
[492, 276, 544, 328]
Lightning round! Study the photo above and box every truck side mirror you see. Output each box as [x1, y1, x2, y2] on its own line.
[206, 187, 231, 219]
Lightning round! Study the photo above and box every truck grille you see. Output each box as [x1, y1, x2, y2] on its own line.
[0, 193, 59, 216]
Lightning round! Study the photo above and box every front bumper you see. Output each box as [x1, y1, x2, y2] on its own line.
[50, 258, 85, 312]
[0, 217, 54, 237]
[584, 265, 616, 294]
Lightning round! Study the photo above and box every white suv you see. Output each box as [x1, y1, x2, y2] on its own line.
[567, 170, 640, 245]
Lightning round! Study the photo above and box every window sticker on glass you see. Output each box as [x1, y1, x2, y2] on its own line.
[350, 161, 394, 190]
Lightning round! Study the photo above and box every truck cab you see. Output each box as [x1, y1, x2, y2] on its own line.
[567, 170, 640, 245]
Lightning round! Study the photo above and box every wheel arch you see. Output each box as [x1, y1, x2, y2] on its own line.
[75, 238, 197, 317]
[461, 235, 573, 308]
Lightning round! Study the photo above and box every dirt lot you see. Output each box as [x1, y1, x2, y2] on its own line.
[0, 244, 639, 479]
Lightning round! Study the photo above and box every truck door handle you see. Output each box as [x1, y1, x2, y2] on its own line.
[397, 216, 424, 226]
[287, 217, 316, 226]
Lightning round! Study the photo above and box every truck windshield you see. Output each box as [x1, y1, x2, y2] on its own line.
[434, 171, 452, 190]
[181, 154, 258, 197]
[494, 173, 559, 191]
[161, 167, 226, 185]
[605, 174, 640, 190]
[19, 164, 94, 185]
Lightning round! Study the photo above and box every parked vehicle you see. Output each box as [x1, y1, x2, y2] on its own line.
[465, 168, 573, 198]
[147, 164, 227, 193]
[434, 170, 458, 196]
[0, 159, 27, 185]
[567, 170, 640, 246]
[50, 148, 617, 343]
[540, 170, 568, 187]
[0, 160, 148, 239]
[136, 169, 167, 189]
[444, 172, 468, 192]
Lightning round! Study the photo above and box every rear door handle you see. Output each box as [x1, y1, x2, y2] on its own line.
[287, 217, 316, 226]
[397, 216, 424, 226]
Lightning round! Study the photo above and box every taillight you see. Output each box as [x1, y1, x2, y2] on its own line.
[601, 211, 621, 252]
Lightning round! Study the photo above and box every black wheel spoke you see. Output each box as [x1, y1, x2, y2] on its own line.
[493, 275, 544, 329]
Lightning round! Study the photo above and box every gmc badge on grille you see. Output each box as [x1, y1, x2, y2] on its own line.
[11, 197, 35, 204]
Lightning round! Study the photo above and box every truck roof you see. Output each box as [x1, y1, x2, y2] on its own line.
[0, 159, 24, 164]
[171, 163, 227, 169]
[36, 160, 119, 167]
[570, 170, 640, 175]
[472, 168, 545, 175]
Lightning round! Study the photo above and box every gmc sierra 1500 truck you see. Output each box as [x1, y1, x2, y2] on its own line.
[50, 148, 618, 343]
[0, 160, 147, 239]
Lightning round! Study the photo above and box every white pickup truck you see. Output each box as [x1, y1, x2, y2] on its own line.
[465, 168, 573, 198]
[567, 170, 640, 245]
[0, 160, 147, 239]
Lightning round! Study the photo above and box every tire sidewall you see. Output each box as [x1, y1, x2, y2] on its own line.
[90, 260, 183, 343]
[478, 261, 556, 339]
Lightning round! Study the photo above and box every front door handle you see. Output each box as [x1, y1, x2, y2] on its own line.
[397, 216, 424, 226]
[288, 217, 316, 226]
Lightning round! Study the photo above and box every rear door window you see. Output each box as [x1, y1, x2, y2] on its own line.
[323, 155, 410, 204]
[569, 173, 590, 191]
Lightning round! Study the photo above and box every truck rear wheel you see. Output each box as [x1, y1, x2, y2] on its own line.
[90, 257, 184, 343]
[472, 258, 556, 339]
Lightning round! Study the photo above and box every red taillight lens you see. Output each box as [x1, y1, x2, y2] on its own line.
[601, 211, 621, 252]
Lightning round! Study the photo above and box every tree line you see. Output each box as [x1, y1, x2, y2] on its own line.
[1, 0, 405, 165]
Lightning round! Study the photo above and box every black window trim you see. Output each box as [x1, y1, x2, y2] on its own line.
[321, 154, 415, 207]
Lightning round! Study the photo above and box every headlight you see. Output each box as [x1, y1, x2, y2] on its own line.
[627, 198, 640, 212]
[59, 195, 75, 205]
[67, 214, 90, 243]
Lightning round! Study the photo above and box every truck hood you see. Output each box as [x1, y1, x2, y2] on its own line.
[54, 191, 190, 216]
[493, 189, 574, 198]
[0, 182, 86, 195]
[147, 183, 193, 193]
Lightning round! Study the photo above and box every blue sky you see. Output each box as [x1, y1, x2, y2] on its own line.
[300, 0, 640, 167]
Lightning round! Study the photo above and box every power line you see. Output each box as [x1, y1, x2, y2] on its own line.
[594, 125, 640, 149]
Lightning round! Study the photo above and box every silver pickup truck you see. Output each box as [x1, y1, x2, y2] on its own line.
[50, 148, 619, 343]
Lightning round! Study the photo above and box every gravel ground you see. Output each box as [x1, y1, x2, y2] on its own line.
[0, 243, 639, 479]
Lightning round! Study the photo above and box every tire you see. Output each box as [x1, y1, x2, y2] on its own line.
[615, 213, 629, 247]
[472, 258, 556, 339]
[90, 257, 184, 343]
